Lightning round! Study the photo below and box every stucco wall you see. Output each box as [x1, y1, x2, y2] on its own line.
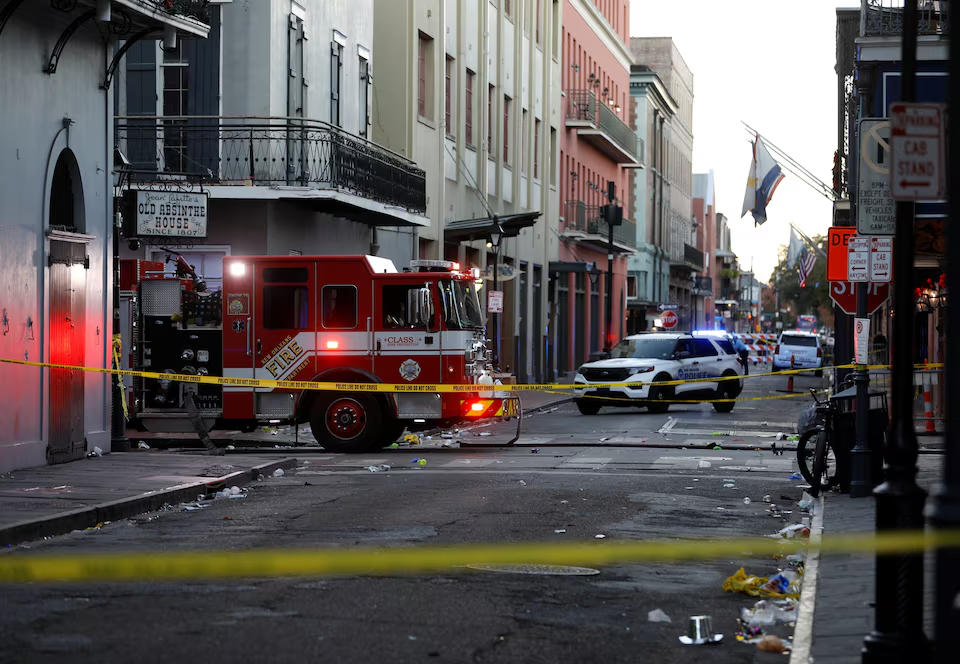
[0, 8, 112, 472]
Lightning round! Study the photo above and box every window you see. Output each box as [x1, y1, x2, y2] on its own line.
[536, 0, 541, 44]
[693, 338, 719, 357]
[521, 109, 528, 173]
[465, 70, 475, 146]
[552, 0, 560, 59]
[263, 267, 308, 282]
[626, 275, 638, 298]
[263, 286, 310, 330]
[359, 53, 370, 138]
[505, 0, 511, 19]
[382, 285, 428, 329]
[550, 127, 557, 185]
[503, 95, 511, 164]
[161, 59, 188, 172]
[330, 40, 343, 127]
[444, 56, 453, 135]
[534, 118, 541, 178]
[715, 339, 736, 355]
[488, 84, 495, 156]
[418, 33, 433, 119]
[322, 286, 358, 329]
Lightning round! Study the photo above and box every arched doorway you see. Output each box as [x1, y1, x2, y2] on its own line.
[48, 148, 89, 464]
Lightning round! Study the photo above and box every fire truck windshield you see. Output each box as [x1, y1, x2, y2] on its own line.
[439, 279, 485, 330]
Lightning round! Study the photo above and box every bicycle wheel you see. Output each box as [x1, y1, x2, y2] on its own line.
[796, 428, 834, 494]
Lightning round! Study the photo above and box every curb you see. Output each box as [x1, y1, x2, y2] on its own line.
[0, 458, 298, 548]
[788, 493, 826, 664]
[523, 397, 573, 414]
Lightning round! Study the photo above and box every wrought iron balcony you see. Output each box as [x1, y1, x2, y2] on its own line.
[561, 201, 636, 252]
[115, 116, 427, 213]
[683, 243, 704, 271]
[564, 90, 643, 167]
[863, 0, 950, 36]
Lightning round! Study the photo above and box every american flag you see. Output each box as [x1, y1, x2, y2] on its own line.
[798, 250, 817, 288]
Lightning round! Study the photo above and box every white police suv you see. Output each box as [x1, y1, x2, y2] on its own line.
[573, 332, 744, 415]
[772, 330, 823, 376]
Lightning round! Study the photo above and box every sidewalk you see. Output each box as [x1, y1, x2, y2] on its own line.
[798, 455, 942, 663]
[0, 452, 297, 547]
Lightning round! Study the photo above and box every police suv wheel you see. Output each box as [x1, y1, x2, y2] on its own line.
[646, 374, 672, 414]
[576, 400, 601, 416]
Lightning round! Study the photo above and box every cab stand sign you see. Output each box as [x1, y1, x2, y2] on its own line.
[122, 190, 208, 238]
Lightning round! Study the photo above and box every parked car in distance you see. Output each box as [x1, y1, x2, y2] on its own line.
[772, 330, 823, 376]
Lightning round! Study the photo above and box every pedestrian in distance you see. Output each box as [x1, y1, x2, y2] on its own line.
[733, 335, 749, 375]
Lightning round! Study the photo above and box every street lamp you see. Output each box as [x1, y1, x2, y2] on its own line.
[488, 217, 504, 368]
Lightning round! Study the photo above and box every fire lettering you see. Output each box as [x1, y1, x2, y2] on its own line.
[264, 339, 306, 378]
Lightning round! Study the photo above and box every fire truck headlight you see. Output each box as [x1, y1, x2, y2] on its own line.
[229, 262, 246, 277]
[470, 402, 485, 412]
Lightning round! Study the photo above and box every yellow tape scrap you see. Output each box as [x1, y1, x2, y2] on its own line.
[1, 529, 959, 584]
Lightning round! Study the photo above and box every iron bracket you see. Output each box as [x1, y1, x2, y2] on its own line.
[0, 0, 29, 40]
[103, 26, 160, 90]
[45, 9, 95, 75]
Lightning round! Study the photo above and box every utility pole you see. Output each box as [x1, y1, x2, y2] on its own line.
[928, 6, 960, 660]
[862, 2, 927, 661]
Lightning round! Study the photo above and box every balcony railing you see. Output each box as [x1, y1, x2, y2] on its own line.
[115, 116, 427, 213]
[565, 89, 640, 163]
[683, 243, 704, 271]
[562, 201, 636, 249]
[863, 0, 950, 36]
[135, 0, 211, 22]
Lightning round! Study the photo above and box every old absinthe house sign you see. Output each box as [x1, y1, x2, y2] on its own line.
[124, 190, 208, 237]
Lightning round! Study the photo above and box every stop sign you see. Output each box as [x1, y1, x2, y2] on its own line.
[830, 281, 890, 315]
[660, 310, 679, 329]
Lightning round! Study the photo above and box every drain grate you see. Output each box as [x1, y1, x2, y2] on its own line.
[466, 563, 600, 576]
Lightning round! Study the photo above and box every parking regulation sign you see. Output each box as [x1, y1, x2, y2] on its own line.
[890, 103, 945, 201]
[847, 236, 870, 282]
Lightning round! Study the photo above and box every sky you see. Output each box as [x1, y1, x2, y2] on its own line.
[628, 0, 851, 283]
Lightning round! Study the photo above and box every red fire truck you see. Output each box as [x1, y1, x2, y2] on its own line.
[119, 254, 519, 452]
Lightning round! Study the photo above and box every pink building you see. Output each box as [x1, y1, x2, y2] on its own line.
[692, 171, 717, 329]
[556, 0, 641, 374]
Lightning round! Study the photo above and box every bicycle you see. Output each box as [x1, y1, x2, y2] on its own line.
[795, 383, 846, 496]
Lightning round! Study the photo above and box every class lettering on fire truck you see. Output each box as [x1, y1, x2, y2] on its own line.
[119, 255, 515, 452]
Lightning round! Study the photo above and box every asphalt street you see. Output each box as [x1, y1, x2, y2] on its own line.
[0, 374, 818, 663]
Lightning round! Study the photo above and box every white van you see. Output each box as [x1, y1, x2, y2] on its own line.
[773, 331, 823, 376]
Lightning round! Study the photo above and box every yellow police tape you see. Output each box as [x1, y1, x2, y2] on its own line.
[0, 357, 943, 395]
[1, 529, 958, 584]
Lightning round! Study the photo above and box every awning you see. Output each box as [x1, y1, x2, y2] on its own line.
[443, 212, 541, 244]
[547, 260, 599, 274]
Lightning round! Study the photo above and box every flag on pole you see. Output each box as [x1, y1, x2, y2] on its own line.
[786, 227, 804, 268]
[741, 135, 785, 226]
[798, 250, 817, 288]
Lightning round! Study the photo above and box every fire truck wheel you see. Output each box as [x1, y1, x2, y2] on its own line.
[310, 394, 384, 453]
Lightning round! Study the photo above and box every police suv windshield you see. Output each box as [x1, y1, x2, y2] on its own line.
[609, 337, 678, 360]
[439, 279, 485, 330]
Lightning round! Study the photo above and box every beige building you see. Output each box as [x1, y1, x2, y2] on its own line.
[629, 38, 699, 325]
[373, 0, 563, 382]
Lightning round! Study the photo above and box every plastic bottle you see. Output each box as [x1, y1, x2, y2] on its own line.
[478, 370, 494, 398]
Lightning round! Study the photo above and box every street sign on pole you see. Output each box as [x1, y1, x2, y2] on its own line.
[848, 236, 870, 282]
[657, 303, 679, 312]
[827, 227, 857, 281]
[660, 310, 678, 329]
[854, 318, 871, 364]
[857, 119, 896, 235]
[869, 236, 893, 281]
[830, 281, 889, 315]
[890, 102, 946, 201]
[487, 290, 503, 314]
